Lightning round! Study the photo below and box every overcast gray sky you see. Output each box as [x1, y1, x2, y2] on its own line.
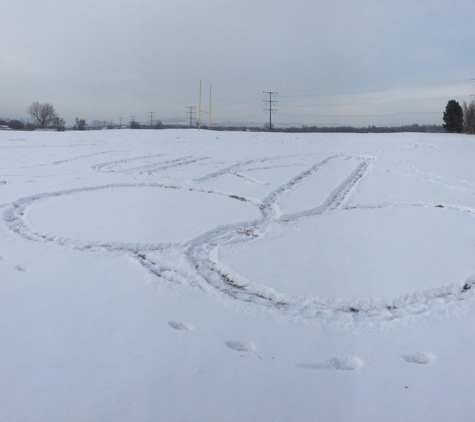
[2, 0, 475, 127]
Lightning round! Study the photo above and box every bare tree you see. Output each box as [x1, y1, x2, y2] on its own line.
[130, 119, 141, 129]
[27, 102, 57, 128]
[52, 117, 65, 131]
[7, 119, 25, 130]
[463, 100, 475, 134]
[73, 118, 87, 130]
[264, 122, 274, 131]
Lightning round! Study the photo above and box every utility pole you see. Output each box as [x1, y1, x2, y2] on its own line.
[148, 112, 155, 129]
[198, 80, 212, 130]
[130, 116, 136, 128]
[186, 106, 196, 128]
[263, 91, 278, 131]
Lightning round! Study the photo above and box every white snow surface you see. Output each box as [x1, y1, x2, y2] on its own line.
[2, 129, 475, 421]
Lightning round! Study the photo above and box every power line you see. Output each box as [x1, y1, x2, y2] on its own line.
[263, 91, 278, 131]
[130, 116, 137, 128]
[279, 79, 471, 99]
[279, 111, 442, 118]
[278, 94, 473, 108]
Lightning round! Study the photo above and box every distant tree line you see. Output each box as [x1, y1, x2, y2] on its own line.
[129, 118, 163, 129]
[1, 102, 65, 131]
[271, 124, 445, 134]
[0, 117, 27, 130]
[3, 99, 475, 134]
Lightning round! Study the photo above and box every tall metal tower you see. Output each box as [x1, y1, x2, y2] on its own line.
[186, 106, 196, 128]
[148, 112, 155, 128]
[263, 91, 278, 131]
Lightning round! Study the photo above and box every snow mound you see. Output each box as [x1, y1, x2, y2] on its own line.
[298, 356, 365, 371]
[225, 341, 256, 352]
[168, 321, 196, 331]
[401, 353, 435, 365]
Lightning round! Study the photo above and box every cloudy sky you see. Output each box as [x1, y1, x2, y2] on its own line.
[1, 0, 475, 127]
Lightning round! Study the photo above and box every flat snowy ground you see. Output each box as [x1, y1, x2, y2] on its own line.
[1, 129, 475, 421]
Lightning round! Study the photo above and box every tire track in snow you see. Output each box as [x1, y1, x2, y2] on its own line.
[390, 158, 475, 191]
[12, 151, 123, 169]
[192, 156, 294, 183]
[187, 156, 475, 324]
[121, 156, 194, 175]
[93, 154, 210, 176]
[259, 156, 338, 219]
[3, 183, 262, 253]
[374, 164, 475, 198]
[277, 158, 372, 222]
[92, 154, 166, 173]
[5, 153, 475, 326]
[50, 151, 122, 166]
[139, 157, 210, 176]
[228, 171, 267, 185]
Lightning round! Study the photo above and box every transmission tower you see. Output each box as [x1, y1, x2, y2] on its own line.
[148, 112, 155, 128]
[130, 116, 137, 128]
[186, 106, 196, 128]
[263, 91, 278, 131]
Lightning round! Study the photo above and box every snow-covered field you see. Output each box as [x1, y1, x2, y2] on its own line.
[1, 129, 475, 421]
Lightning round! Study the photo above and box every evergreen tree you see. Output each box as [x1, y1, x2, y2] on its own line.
[443, 100, 464, 133]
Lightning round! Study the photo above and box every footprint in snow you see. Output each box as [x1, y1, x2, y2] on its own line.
[14, 265, 29, 272]
[401, 353, 435, 365]
[168, 321, 196, 331]
[297, 356, 365, 371]
[225, 341, 256, 353]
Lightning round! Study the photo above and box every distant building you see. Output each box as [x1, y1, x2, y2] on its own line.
[0, 125, 12, 131]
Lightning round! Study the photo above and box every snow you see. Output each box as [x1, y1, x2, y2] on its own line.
[277, 155, 359, 215]
[2, 129, 475, 421]
[219, 206, 475, 300]
[27, 185, 259, 245]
